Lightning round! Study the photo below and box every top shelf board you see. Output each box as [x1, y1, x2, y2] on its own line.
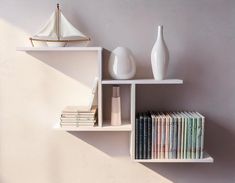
[16, 47, 103, 52]
[102, 79, 183, 85]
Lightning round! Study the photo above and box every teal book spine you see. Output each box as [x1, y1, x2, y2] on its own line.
[169, 118, 173, 159]
[187, 116, 192, 159]
[196, 115, 202, 159]
[201, 115, 205, 159]
[191, 116, 197, 159]
[161, 117, 165, 159]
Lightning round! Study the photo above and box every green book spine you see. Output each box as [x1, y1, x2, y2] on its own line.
[196, 115, 202, 159]
[184, 117, 188, 159]
[187, 116, 192, 159]
[201, 115, 205, 159]
[191, 116, 196, 159]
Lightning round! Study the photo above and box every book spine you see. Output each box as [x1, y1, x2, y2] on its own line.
[135, 115, 139, 159]
[157, 116, 161, 159]
[143, 115, 148, 159]
[181, 117, 185, 159]
[192, 117, 197, 159]
[147, 116, 152, 159]
[169, 117, 173, 159]
[139, 115, 144, 159]
[177, 117, 181, 159]
[152, 115, 155, 159]
[165, 118, 169, 159]
[161, 117, 165, 159]
[201, 116, 205, 159]
[155, 116, 157, 159]
[196, 116, 202, 159]
[184, 117, 188, 159]
[187, 117, 192, 159]
[173, 117, 177, 159]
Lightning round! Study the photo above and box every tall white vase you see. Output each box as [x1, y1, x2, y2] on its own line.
[151, 25, 169, 80]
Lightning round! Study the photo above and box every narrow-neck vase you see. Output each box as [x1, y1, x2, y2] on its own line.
[151, 25, 169, 80]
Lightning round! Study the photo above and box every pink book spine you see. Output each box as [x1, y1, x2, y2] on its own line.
[165, 118, 169, 159]
[157, 117, 161, 159]
[155, 118, 157, 159]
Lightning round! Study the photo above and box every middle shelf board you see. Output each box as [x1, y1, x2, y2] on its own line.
[53, 123, 132, 131]
[102, 79, 183, 85]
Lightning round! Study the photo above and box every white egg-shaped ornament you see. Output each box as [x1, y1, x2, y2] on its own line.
[108, 47, 136, 80]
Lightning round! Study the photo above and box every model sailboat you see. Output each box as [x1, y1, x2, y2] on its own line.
[29, 4, 90, 47]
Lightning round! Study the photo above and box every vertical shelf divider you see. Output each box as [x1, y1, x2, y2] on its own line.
[98, 49, 102, 127]
[130, 83, 136, 159]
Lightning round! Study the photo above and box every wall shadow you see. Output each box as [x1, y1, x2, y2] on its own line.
[68, 131, 130, 157]
[25, 51, 99, 88]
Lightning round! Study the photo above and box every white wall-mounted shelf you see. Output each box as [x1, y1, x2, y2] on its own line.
[19, 46, 213, 163]
[102, 79, 183, 85]
[16, 47, 102, 52]
[133, 152, 213, 163]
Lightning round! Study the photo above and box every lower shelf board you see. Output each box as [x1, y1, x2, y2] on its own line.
[53, 123, 132, 131]
[133, 152, 213, 163]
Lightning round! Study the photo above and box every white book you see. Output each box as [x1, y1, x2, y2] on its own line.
[62, 105, 97, 114]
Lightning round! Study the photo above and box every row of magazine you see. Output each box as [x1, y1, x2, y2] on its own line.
[135, 112, 205, 159]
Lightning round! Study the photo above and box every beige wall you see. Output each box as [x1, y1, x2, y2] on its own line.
[0, 0, 235, 182]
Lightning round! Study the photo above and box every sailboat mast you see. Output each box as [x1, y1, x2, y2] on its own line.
[57, 3, 60, 40]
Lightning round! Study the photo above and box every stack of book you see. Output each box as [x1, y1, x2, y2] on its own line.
[135, 112, 205, 160]
[60, 106, 97, 127]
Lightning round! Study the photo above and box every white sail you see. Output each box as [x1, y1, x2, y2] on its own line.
[33, 12, 58, 40]
[32, 9, 89, 41]
[60, 13, 88, 40]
